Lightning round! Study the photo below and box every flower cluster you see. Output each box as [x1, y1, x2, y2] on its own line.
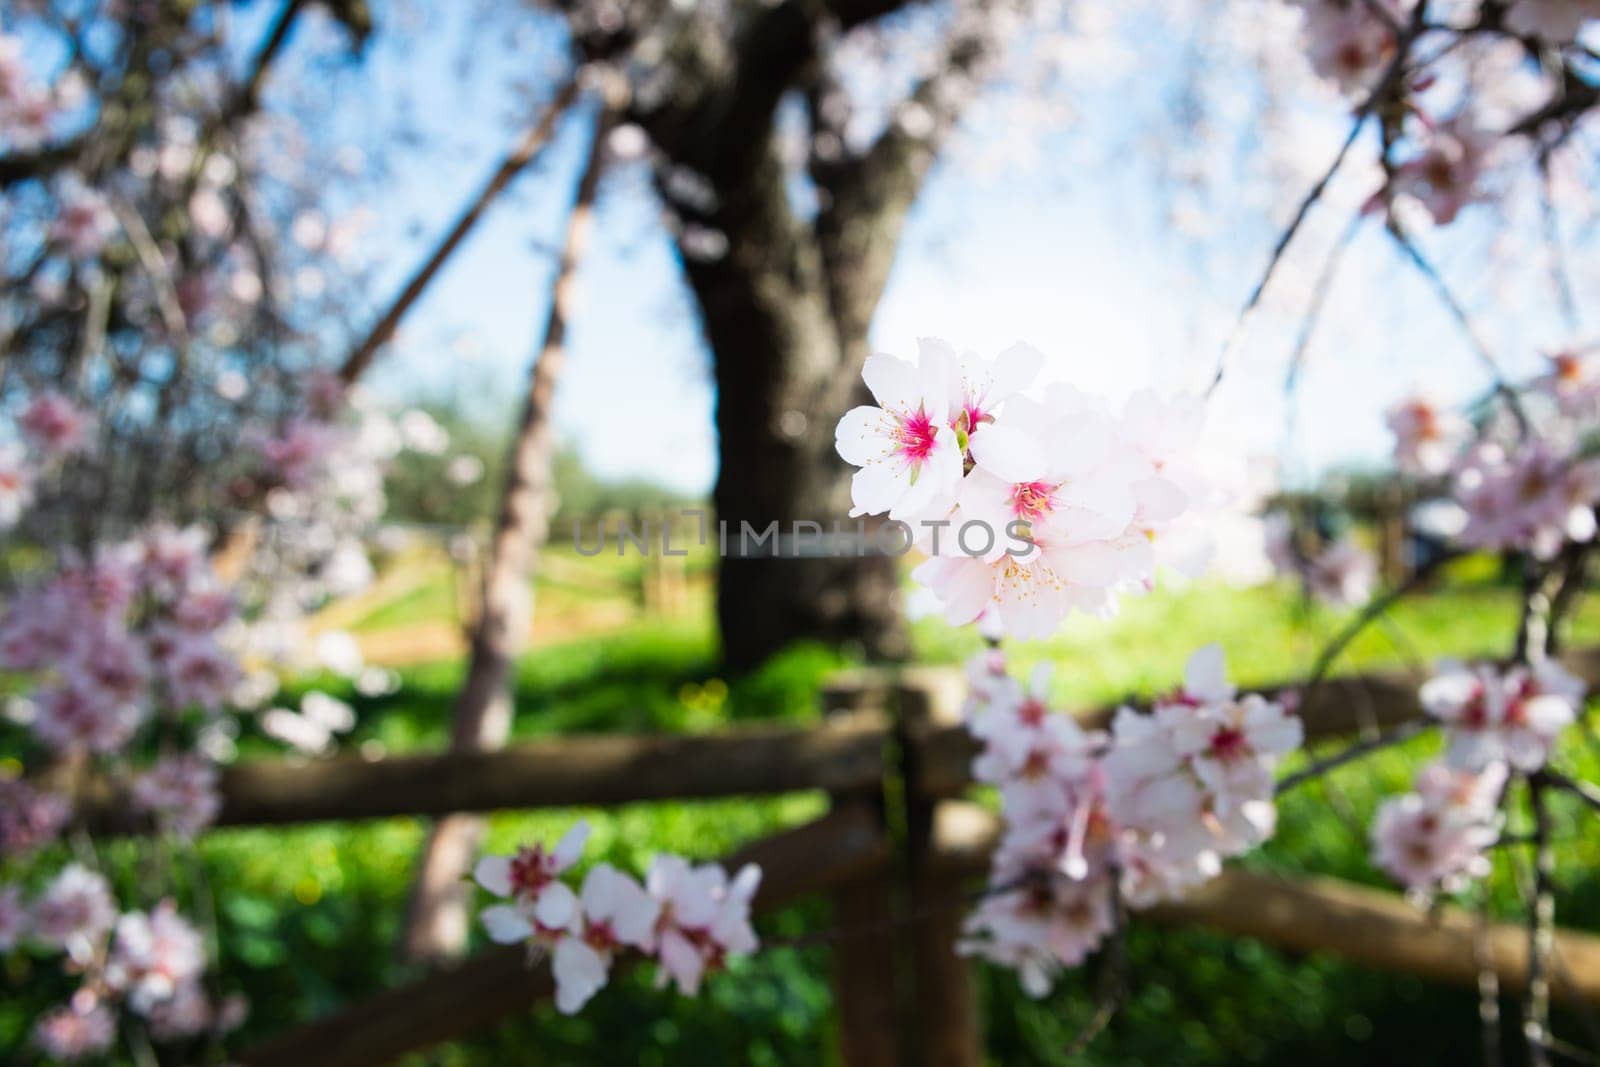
[475, 822, 762, 1014]
[958, 646, 1302, 995]
[1504, 0, 1600, 41]
[1365, 659, 1584, 895]
[0, 518, 240, 763]
[4, 865, 244, 1058]
[1289, 0, 1405, 95]
[1385, 394, 1470, 477]
[1371, 760, 1506, 893]
[1420, 658, 1584, 773]
[1453, 441, 1600, 560]
[835, 339, 1208, 639]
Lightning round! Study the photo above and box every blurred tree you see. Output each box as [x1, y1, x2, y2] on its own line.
[549, 0, 1049, 668]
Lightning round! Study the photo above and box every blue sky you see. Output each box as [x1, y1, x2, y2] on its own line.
[250, 2, 1582, 496]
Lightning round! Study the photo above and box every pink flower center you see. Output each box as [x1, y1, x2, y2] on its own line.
[893, 410, 938, 464]
[584, 919, 618, 952]
[1009, 481, 1056, 522]
[509, 847, 554, 897]
[1017, 698, 1047, 726]
[1207, 727, 1248, 762]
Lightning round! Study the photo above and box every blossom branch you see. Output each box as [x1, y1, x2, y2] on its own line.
[1386, 222, 1526, 428]
[1207, 0, 1427, 395]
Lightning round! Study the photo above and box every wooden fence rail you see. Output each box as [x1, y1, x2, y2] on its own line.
[77, 716, 888, 832]
[157, 645, 1600, 1062]
[69, 645, 1600, 834]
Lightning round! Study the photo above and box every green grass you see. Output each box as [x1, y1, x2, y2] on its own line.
[6, 565, 1600, 1064]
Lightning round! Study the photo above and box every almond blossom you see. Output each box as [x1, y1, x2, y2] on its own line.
[104, 902, 207, 1015]
[1264, 514, 1379, 606]
[475, 821, 590, 944]
[0, 778, 70, 858]
[863, 351, 1209, 640]
[1294, 0, 1403, 95]
[959, 869, 1114, 997]
[1371, 761, 1505, 892]
[1536, 350, 1600, 417]
[646, 856, 761, 996]
[1420, 658, 1585, 772]
[1504, 0, 1600, 41]
[31, 864, 118, 964]
[1391, 116, 1496, 226]
[959, 646, 1301, 994]
[132, 754, 223, 837]
[835, 341, 966, 524]
[1453, 440, 1600, 560]
[33, 997, 116, 1062]
[551, 864, 661, 1014]
[475, 825, 763, 1014]
[1104, 647, 1302, 856]
[1385, 394, 1469, 476]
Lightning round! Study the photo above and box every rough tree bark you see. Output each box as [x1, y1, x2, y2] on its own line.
[400, 100, 613, 963]
[612, 0, 1011, 670]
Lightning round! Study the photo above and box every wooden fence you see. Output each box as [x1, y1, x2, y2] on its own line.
[134, 647, 1600, 1066]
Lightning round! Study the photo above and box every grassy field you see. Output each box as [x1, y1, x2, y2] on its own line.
[6, 551, 1600, 1065]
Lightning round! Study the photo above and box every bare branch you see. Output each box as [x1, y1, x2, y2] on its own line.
[338, 77, 581, 384]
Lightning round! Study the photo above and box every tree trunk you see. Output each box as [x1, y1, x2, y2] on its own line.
[675, 152, 908, 673]
[400, 102, 610, 963]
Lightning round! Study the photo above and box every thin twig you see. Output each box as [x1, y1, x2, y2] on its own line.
[1544, 770, 1600, 816]
[1386, 223, 1527, 430]
[1538, 151, 1582, 335]
[1206, 116, 1367, 396]
[1525, 779, 1556, 1067]
[1477, 895, 1503, 1067]
[1207, 3, 1426, 395]
[1066, 874, 1126, 1055]
[1276, 719, 1432, 796]
[339, 76, 582, 385]
[1303, 550, 1458, 697]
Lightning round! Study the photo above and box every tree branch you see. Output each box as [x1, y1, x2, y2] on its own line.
[338, 76, 581, 384]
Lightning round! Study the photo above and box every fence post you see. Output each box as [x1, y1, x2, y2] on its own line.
[897, 668, 983, 1067]
[820, 672, 902, 1067]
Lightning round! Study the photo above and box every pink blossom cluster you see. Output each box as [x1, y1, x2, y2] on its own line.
[1536, 351, 1600, 419]
[1420, 658, 1584, 772]
[2, 865, 243, 1058]
[1289, 0, 1405, 95]
[1452, 439, 1600, 560]
[1385, 394, 1471, 477]
[835, 339, 1208, 639]
[475, 821, 762, 1014]
[958, 646, 1302, 995]
[0, 778, 71, 859]
[1390, 116, 1498, 226]
[0, 520, 240, 762]
[1504, 0, 1600, 41]
[1371, 760, 1505, 893]
[0, 391, 98, 531]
